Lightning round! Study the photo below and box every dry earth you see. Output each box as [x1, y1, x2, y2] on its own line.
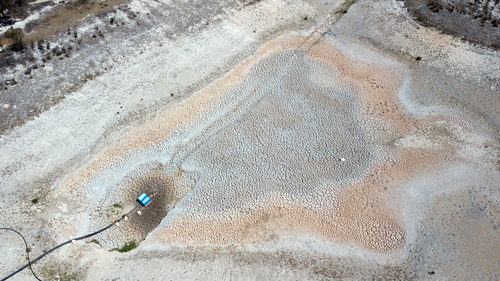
[1, 0, 500, 280]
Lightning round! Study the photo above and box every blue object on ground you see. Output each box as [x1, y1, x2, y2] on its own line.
[137, 193, 151, 206]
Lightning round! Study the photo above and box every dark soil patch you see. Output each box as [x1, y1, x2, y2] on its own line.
[23, 0, 129, 43]
[0, 0, 129, 47]
[108, 166, 182, 244]
[403, 0, 500, 49]
[123, 175, 175, 239]
[0, 0, 53, 28]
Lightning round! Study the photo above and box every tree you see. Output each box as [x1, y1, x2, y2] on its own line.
[5, 27, 24, 50]
[0, 0, 12, 18]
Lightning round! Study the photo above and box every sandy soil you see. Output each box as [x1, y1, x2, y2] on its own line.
[1, 0, 499, 280]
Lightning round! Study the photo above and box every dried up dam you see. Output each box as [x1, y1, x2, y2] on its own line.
[1, 0, 500, 279]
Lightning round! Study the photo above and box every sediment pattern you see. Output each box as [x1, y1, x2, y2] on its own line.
[60, 31, 497, 257]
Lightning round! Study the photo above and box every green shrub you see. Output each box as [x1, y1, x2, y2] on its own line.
[110, 241, 137, 253]
[89, 239, 101, 246]
[37, 39, 44, 50]
[5, 27, 24, 50]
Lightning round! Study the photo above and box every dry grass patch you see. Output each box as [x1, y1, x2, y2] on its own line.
[1, 0, 129, 46]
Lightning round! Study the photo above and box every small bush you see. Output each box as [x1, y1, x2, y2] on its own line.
[31, 198, 39, 204]
[89, 239, 101, 246]
[5, 27, 24, 51]
[37, 39, 44, 50]
[110, 17, 114, 25]
[110, 241, 137, 253]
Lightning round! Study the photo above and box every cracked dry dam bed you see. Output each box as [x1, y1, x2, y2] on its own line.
[2, 0, 500, 278]
[52, 30, 500, 280]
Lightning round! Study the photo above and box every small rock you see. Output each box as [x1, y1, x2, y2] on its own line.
[340, 158, 346, 162]
[3, 104, 9, 109]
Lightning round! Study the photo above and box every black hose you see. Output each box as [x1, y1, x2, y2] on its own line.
[0, 228, 41, 281]
[1, 203, 141, 281]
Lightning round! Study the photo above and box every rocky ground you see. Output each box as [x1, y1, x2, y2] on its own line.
[404, 0, 500, 49]
[1, 0, 499, 280]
